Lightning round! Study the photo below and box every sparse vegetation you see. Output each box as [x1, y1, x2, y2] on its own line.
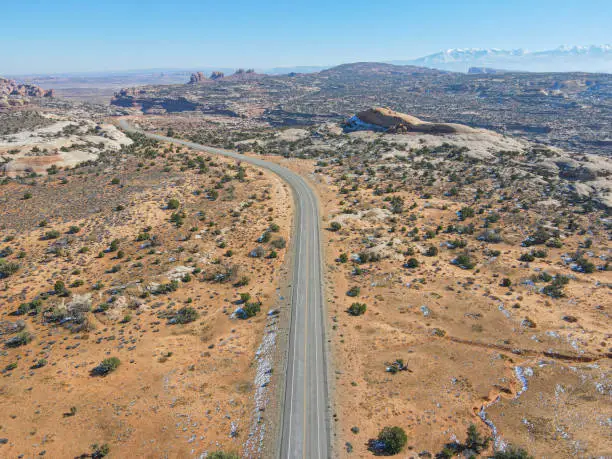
[0, 259, 20, 278]
[492, 445, 533, 459]
[348, 302, 367, 316]
[5, 331, 33, 348]
[370, 426, 408, 455]
[91, 357, 121, 376]
[169, 306, 199, 324]
[330, 221, 342, 232]
[207, 452, 240, 459]
[167, 198, 180, 209]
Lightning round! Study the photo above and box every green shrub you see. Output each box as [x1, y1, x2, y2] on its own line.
[24, 299, 43, 314]
[459, 207, 475, 219]
[358, 251, 381, 263]
[485, 212, 500, 223]
[91, 443, 110, 458]
[465, 423, 489, 453]
[44, 230, 60, 240]
[242, 302, 261, 319]
[170, 212, 184, 227]
[493, 445, 533, 459]
[91, 357, 121, 376]
[531, 249, 547, 258]
[535, 272, 553, 283]
[0, 259, 20, 278]
[32, 358, 47, 369]
[448, 239, 467, 249]
[376, 426, 408, 455]
[348, 303, 367, 316]
[234, 275, 250, 287]
[54, 280, 69, 297]
[454, 253, 475, 269]
[4, 362, 17, 371]
[329, 221, 342, 232]
[479, 230, 503, 243]
[347, 286, 361, 297]
[546, 238, 563, 248]
[5, 331, 33, 348]
[575, 257, 595, 273]
[171, 307, 198, 324]
[239, 293, 251, 303]
[167, 198, 180, 209]
[523, 227, 552, 246]
[207, 452, 239, 459]
[155, 280, 180, 294]
[109, 239, 120, 252]
[389, 196, 404, 214]
[136, 232, 150, 241]
[424, 246, 438, 257]
[404, 258, 419, 268]
[542, 275, 570, 298]
[271, 237, 287, 249]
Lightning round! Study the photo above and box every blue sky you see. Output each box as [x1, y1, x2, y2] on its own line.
[2, 0, 610, 74]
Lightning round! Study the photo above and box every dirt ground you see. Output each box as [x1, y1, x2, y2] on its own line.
[0, 139, 292, 458]
[4, 109, 609, 458]
[254, 150, 611, 458]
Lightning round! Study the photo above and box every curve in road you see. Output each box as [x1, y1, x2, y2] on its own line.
[118, 120, 330, 458]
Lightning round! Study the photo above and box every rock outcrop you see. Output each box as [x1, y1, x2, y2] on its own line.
[210, 71, 225, 80]
[0, 78, 54, 99]
[188, 72, 206, 84]
[345, 107, 477, 134]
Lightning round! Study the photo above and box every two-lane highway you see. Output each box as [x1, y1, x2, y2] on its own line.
[118, 120, 329, 458]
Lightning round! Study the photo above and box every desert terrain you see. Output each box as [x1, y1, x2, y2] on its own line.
[1, 61, 611, 459]
[146, 105, 611, 457]
[0, 120, 293, 457]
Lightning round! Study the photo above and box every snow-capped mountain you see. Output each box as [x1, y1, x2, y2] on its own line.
[413, 48, 528, 64]
[393, 45, 612, 73]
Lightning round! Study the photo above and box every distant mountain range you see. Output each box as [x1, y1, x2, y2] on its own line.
[6, 45, 611, 85]
[393, 45, 612, 73]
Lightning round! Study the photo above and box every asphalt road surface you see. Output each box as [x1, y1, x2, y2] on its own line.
[118, 121, 330, 458]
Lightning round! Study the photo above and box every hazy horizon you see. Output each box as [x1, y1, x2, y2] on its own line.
[2, 0, 611, 74]
[3, 45, 611, 78]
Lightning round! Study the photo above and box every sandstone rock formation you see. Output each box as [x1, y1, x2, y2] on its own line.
[346, 107, 477, 134]
[188, 72, 206, 84]
[210, 71, 225, 80]
[0, 78, 54, 99]
[234, 68, 255, 75]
